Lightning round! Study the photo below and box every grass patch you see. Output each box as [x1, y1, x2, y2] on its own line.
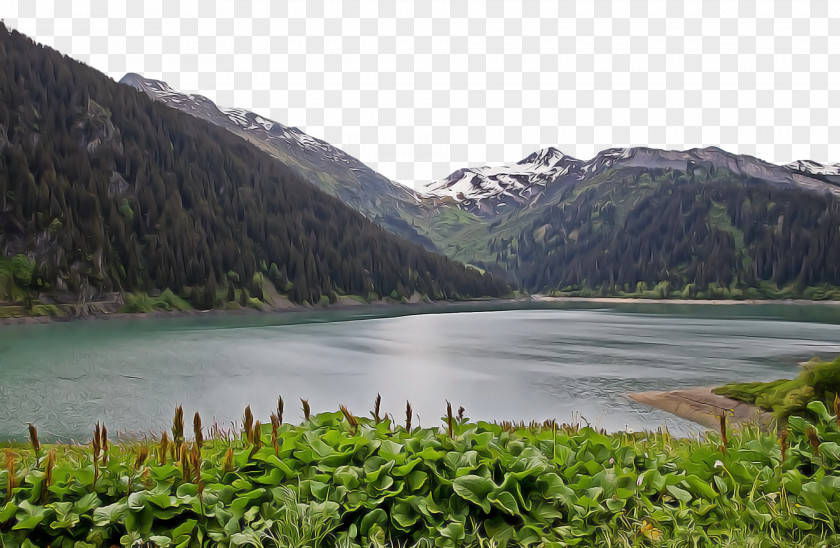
[544, 279, 840, 301]
[0, 305, 27, 318]
[29, 304, 64, 317]
[0, 254, 37, 304]
[119, 289, 193, 313]
[714, 356, 840, 422]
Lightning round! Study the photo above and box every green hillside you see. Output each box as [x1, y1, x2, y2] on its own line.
[428, 167, 840, 299]
[0, 24, 510, 317]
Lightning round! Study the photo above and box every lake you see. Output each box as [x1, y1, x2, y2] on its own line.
[2, 302, 840, 441]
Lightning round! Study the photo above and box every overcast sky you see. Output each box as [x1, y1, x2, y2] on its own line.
[6, 1, 840, 189]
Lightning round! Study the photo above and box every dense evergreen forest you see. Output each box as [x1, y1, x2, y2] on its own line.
[113, 49, 840, 302]
[487, 166, 840, 298]
[0, 24, 508, 314]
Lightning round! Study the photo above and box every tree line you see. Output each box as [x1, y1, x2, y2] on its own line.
[486, 166, 840, 296]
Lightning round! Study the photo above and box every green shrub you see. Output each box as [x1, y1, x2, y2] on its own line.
[29, 304, 63, 317]
[0, 254, 36, 303]
[714, 356, 840, 422]
[3, 400, 840, 546]
[120, 290, 192, 313]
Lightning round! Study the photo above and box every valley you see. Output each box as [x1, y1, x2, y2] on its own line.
[3, 21, 840, 548]
[5, 36, 837, 319]
[123, 73, 840, 304]
[0, 24, 509, 320]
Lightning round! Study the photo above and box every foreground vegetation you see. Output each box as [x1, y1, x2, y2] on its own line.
[3, 397, 840, 547]
[715, 356, 840, 424]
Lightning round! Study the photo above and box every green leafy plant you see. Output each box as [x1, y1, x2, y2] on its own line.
[2, 395, 840, 547]
[231, 485, 340, 548]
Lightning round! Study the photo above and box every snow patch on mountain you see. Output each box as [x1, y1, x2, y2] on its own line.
[786, 159, 840, 177]
[254, 116, 274, 132]
[422, 147, 581, 201]
[220, 107, 250, 127]
[423, 147, 639, 202]
[581, 148, 632, 173]
[121, 73, 367, 170]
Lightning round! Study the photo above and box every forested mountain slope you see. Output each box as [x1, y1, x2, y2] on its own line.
[438, 159, 840, 298]
[130, 69, 840, 300]
[0, 24, 509, 315]
[507, 166, 840, 297]
[120, 72, 444, 250]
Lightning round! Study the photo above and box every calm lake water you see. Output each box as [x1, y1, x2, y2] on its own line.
[2, 302, 840, 441]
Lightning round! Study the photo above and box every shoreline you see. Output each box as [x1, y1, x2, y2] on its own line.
[628, 386, 774, 431]
[0, 295, 531, 326]
[535, 295, 840, 306]
[2, 293, 840, 326]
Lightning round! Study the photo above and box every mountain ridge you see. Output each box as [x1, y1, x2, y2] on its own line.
[120, 72, 418, 200]
[0, 24, 509, 317]
[119, 72, 440, 250]
[423, 145, 840, 210]
[115, 71, 840, 299]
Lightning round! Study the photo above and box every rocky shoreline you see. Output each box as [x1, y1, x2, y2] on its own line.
[628, 386, 774, 431]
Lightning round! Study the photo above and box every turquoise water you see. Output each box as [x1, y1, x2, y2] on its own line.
[1, 302, 839, 440]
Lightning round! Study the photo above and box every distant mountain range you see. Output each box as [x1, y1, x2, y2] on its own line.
[424, 146, 840, 216]
[119, 71, 840, 299]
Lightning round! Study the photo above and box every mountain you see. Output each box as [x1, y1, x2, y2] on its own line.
[423, 147, 840, 298]
[422, 147, 582, 207]
[785, 159, 840, 185]
[116, 62, 840, 300]
[119, 73, 439, 250]
[117, 73, 516, 280]
[423, 146, 840, 216]
[0, 24, 509, 317]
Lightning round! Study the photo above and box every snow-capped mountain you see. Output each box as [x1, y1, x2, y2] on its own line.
[422, 147, 583, 202]
[119, 73, 437, 248]
[120, 73, 412, 195]
[785, 159, 840, 183]
[424, 146, 840, 209]
[118, 69, 840, 294]
[421, 147, 631, 209]
[121, 70, 840, 220]
[421, 146, 667, 205]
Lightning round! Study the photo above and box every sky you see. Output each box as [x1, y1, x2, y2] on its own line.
[5, 1, 840, 190]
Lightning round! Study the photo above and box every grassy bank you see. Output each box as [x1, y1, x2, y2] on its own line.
[714, 356, 840, 423]
[3, 399, 840, 547]
[543, 281, 840, 301]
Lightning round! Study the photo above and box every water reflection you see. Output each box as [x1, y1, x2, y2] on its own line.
[1, 302, 840, 440]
